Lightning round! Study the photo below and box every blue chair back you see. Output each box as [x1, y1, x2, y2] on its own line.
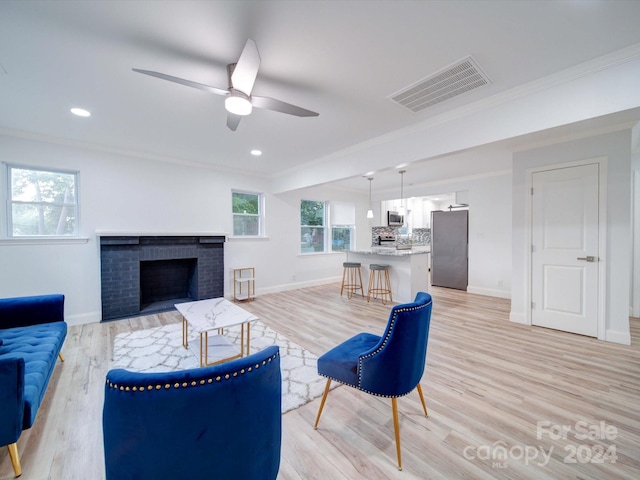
[103, 345, 281, 480]
[358, 292, 433, 397]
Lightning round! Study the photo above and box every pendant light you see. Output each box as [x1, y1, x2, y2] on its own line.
[398, 170, 406, 216]
[366, 177, 374, 219]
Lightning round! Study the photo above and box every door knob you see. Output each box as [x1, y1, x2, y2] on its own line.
[577, 256, 596, 262]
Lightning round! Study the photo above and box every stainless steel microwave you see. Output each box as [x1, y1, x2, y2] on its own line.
[387, 211, 404, 226]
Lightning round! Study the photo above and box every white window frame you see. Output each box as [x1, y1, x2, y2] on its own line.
[5, 163, 80, 238]
[231, 190, 265, 237]
[330, 201, 356, 252]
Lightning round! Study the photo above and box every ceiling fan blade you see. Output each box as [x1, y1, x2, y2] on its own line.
[230, 39, 261, 95]
[226, 113, 242, 131]
[251, 95, 319, 117]
[132, 68, 228, 96]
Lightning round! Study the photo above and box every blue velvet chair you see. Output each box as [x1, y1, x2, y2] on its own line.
[314, 292, 433, 470]
[103, 345, 282, 480]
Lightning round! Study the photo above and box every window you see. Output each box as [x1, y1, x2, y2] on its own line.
[300, 199, 326, 253]
[331, 226, 354, 252]
[232, 191, 264, 236]
[330, 201, 355, 252]
[6, 165, 78, 237]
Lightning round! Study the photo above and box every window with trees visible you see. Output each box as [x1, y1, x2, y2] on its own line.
[232, 191, 264, 236]
[331, 226, 353, 252]
[6, 165, 79, 237]
[300, 199, 326, 253]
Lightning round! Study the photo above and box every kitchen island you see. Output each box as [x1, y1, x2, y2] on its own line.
[346, 247, 430, 304]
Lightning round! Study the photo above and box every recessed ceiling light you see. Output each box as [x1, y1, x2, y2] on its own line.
[70, 107, 91, 117]
[250, 149, 262, 156]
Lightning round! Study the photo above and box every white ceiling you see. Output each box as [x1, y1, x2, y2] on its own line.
[1, 1, 640, 193]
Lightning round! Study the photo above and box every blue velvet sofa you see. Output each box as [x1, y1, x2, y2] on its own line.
[0, 294, 67, 478]
[103, 344, 282, 480]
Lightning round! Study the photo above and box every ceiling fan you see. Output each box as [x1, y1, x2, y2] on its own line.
[133, 39, 319, 131]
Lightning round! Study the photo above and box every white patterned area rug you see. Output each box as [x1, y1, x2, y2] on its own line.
[111, 321, 335, 414]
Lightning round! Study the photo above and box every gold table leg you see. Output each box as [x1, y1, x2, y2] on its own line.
[182, 316, 188, 348]
[246, 322, 251, 356]
[185, 320, 254, 367]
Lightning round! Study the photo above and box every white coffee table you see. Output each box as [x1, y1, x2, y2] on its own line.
[175, 297, 258, 367]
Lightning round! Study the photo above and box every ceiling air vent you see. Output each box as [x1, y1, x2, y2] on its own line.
[389, 56, 491, 113]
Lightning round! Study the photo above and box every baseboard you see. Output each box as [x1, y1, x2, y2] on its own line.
[66, 311, 102, 326]
[467, 285, 511, 299]
[509, 311, 528, 325]
[255, 276, 342, 296]
[605, 329, 631, 345]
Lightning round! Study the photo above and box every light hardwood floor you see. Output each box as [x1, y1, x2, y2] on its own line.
[1, 284, 639, 479]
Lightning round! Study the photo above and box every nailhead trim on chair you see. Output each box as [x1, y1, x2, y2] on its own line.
[106, 352, 279, 392]
[317, 299, 432, 399]
[357, 299, 432, 398]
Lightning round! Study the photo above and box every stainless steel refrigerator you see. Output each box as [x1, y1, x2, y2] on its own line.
[430, 210, 468, 290]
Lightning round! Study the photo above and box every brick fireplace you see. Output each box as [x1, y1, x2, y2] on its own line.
[99, 235, 225, 321]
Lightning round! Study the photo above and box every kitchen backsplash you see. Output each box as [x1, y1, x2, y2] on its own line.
[371, 227, 430, 246]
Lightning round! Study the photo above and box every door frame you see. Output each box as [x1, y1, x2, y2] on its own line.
[633, 169, 640, 318]
[524, 157, 608, 340]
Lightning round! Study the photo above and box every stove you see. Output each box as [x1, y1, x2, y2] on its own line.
[377, 234, 396, 245]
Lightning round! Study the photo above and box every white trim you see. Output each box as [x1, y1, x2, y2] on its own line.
[524, 157, 608, 340]
[66, 311, 102, 326]
[509, 311, 528, 325]
[95, 231, 227, 237]
[229, 276, 342, 298]
[0, 236, 89, 245]
[467, 286, 511, 299]
[227, 235, 270, 241]
[605, 329, 631, 346]
[633, 170, 640, 318]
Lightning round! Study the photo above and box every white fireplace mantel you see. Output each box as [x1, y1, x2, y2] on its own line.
[96, 231, 228, 237]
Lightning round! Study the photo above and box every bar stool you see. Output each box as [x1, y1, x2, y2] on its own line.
[367, 264, 392, 305]
[341, 262, 364, 299]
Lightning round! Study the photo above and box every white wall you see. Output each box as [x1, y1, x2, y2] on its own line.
[396, 150, 513, 299]
[0, 135, 363, 324]
[511, 130, 632, 344]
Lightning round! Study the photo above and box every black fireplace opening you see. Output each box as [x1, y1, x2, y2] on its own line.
[140, 258, 197, 314]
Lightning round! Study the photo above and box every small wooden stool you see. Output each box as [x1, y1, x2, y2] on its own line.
[367, 264, 392, 305]
[341, 262, 364, 299]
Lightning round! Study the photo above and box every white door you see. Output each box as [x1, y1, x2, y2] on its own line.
[531, 163, 599, 337]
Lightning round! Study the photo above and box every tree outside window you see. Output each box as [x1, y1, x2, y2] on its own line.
[8, 166, 78, 236]
[331, 226, 353, 252]
[232, 191, 263, 236]
[301, 200, 326, 253]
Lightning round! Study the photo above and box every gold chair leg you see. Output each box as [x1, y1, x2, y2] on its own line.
[8, 443, 22, 477]
[58, 352, 64, 362]
[386, 270, 392, 303]
[391, 398, 402, 471]
[416, 384, 428, 417]
[314, 379, 332, 429]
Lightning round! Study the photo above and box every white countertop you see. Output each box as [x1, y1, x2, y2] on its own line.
[351, 246, 430, 256]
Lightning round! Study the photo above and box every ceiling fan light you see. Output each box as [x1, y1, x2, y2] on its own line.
[225, 90, 252, 116]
